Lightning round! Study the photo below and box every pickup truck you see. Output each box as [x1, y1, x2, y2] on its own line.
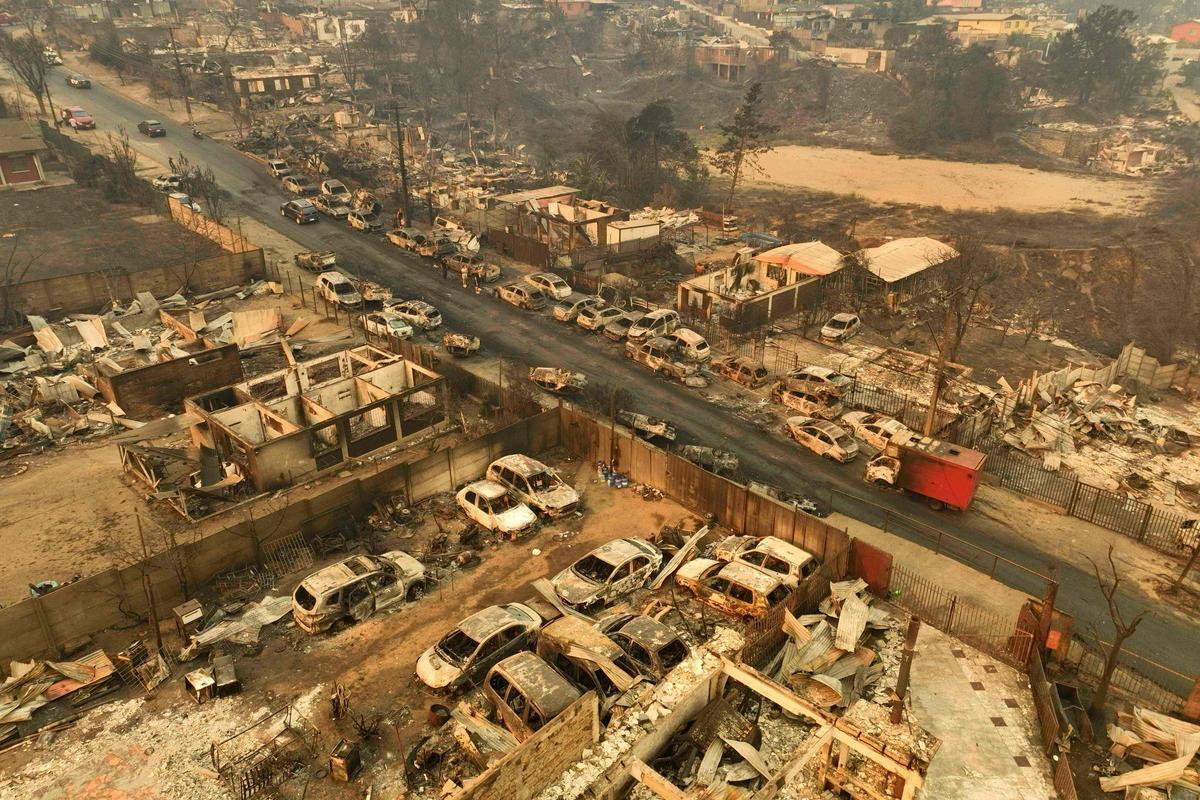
[624, 337, 708, 386]
[294, 250, 337, 272]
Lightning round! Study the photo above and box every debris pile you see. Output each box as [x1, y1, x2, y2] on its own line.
[1101, 706, 1200, 794]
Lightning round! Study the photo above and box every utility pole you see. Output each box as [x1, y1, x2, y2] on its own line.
[167, 27, 193, 124]
[392, 104, 411, 226]
[890, 616, 922, 724]
[135, 513, 164, 654]
[923, 286, 959, 437]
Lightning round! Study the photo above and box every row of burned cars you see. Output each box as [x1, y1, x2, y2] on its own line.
[287, 460, 823, 744]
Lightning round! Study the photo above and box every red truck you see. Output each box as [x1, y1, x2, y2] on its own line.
[864, 435, 986, 511]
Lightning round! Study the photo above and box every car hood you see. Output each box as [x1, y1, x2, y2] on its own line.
[495, 505, 537, 533]
[537, 485, 580, 512]
[416, 647, 462, 689]
[551, 569, 600, 605]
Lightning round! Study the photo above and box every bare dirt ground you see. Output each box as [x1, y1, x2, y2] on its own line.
[749, 145, 1159, 215]
[0, 467, 695, 800]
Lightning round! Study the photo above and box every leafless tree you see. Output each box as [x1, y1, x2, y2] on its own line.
[215, 3, 247, 53]
[1086, 544, 1146, 714]
[0, 234, 41, 328]
[0, 30, 53, 116]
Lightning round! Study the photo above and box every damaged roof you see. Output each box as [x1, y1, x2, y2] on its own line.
[857, 237, 958, 283]
[754, 241, 845, 276]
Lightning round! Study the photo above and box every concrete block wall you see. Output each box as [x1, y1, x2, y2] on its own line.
[96, 343, 244, 418]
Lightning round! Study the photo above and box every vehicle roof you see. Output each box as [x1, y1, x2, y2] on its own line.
[720, 355, 764, 369]
[460, 604, 531, 640]
[830, 312, 859, 322]
[617, 615, 680, 651]
[319, 270, 351, 282]
[143, 119, 162, 124]
[540, 616, 624, 661]
[587, 537, 656, 566]
[464, 479, 510, 499]
[557, 292, 590, 305]
[532, 272, 566, 282]
[301, 555, 378, 593]
[799, 419, 849, 438]
[721, 561, 786, 593]
[797, 365, 840, 378]
[615, 311, 645, 321]
[65, 105, 86, 112]
[492, 454, 550, 476]
[642, 309, 675, 320]
[747, 536, 816, 568]
[643, 336, 675, 349]
[397, 299, 435, 310]
[492, 652, 581, 715]
[671, 328, 706, 344]
[291, 199, 315, 208]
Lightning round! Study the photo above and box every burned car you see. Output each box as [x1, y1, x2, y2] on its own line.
[294, 250, 337, 272]
[529, 366, 587, 395]
[416, 603, 544, 693]
[536, 616, 647, 719]
[292, 551, 426, 634]
[486, 454, 580, 517]
[442, 331, 480, 357]
[784, 416, 859, 463]
[840, 411, 911, 452]
[674, 559, 792, 620]
[713, 535, 819, 588]
[455, 479, 538, 537]
[616, 410, 676, 442]
[713, 356, 770, 389]
[679, 445, 739, 475]
[550, 537, 662, 610]
[597, 613, 690, 679]
[484, 651, 582, 742]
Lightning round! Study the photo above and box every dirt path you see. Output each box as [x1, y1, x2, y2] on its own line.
[749, 145, 1158, 215]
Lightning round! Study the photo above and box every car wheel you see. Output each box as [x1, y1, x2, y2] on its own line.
[407, 582, 426, 601]
[822, 453, 836, 461]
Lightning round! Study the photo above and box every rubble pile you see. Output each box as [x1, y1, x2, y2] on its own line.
[1100, 706, 1200, 794]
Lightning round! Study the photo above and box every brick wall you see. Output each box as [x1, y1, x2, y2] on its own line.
[95, 342, 244, 418]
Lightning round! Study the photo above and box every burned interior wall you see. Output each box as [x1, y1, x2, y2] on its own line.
[94, 342, 244, 419]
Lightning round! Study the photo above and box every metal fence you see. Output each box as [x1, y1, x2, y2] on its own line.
[983, 447, 1193, 559]
[1028, 646, 1080, 800]
[1063, 636, 1191, 713]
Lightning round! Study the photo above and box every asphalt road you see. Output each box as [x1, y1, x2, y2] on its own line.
[49, 76, 1200, 685]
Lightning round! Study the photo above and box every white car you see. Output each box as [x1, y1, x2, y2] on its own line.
[455, 480, 538, 536]
[550, 538, 662, 609]
[577, 305, 623, 332]
[784, 416, 859, 463]
[552, 294, 603, 323]
[316, 271, 363, 308]
[348, 210, 383, 232]
[385, 299, 442, 330]
[524, 272, 572, 300]
[267, 159, 294, 179]
[415, 603, 543, 692]
[820, 313, 861, 341]
[840, 411, 911, 452]
[486, 454, 580, 517]
[320, 179, 352, 204]
[360, 311, 414, 339]
[626, 309, 680, 342]
[786, 365, 853, 395]
[152, 174, 182, 192]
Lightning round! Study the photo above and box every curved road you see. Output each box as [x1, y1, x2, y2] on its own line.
[48, 75, 1200, 686]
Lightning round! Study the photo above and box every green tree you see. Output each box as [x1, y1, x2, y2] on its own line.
[1182, 59, 1200, 90]
[1047, 5, 1162, 108]
[586, 100, 702, 206]
[711, 82, 779, 211]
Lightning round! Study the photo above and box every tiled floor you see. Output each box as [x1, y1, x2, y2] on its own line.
[909, 625, 1056, 800]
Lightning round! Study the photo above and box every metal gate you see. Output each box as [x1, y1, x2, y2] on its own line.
[1069, 483, 1147, 537]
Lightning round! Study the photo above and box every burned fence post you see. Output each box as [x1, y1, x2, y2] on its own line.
[891, 615, 922, 724]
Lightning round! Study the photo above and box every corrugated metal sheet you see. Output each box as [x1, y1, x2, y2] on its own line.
[858, 237, 958, 283]
[835, 594, 870, 651]
[753, 241, 845, 276]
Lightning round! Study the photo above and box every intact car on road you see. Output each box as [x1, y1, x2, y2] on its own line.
[550, 537, 662, 609]
[291, 551, 426, 634]
[416, 603, 544, 693]
[784, 416, 859, 463]
[60, 106, 95, 130]
[360, 310, 414, 339]
[280, 198, 319, 224]
[486, 454, 579, 517]
[455, 480, 538, 537]
[65, 73, 91, 88]
[137, 119, 166, 137]
[385, 299, 442, 330]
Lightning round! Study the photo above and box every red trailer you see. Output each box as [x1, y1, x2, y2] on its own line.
[866, 435, 987, 511]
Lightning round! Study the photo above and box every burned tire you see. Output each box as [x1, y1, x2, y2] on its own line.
[407, 582, 426, 601]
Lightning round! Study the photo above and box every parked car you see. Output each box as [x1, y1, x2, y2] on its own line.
[820, 313, 862, 342]
[577, 305, 623, 332]
[312, 194, 351, 218]
[43, 47, 63, 66]
[316, 271, 362, 307]
[168, 192, 201, 213]
[152, 174, 182, 192]
[266, 159, 294, 179]
[293, 252, 335, 274]
[666, 328, 711, 362]
[713, 535, 820, 589]
[786, 365, 853, 396]
[536, 616, 646, 719]
[713, 356, 770, 389]
[444, 253, 501, 283]
[385, 299, 442, 330]
[496, 282, 547, 311]
[624, 337, 703, 384]
[552, 294, 603, 323]
[291, 551, 426, 634]
[674, 559, 792, 620]
[771, 382, 843, 420]
[784, 416, 859, 463]
[282, 174, 319, 196]
[280, 198, 319, 224]
[136, 119, 166, 137]
[65, 73, 91, 88]
[603, 311, 645, 342]
[596, 613, 690, 679]
[348, 210, 384, 232]
[550, 538, 662, 609]
[416, 603, 544, 693]
[319, 178, 352, 204]
[484, 652, 582, 742]
[386, 227, 428, 251]
[360, 311, 414, 339]
[525, 272, 571, 301]
[486, 454, 579, 517]
[59, 106, 94, 130]
[840, 411, 911, 452]
[455, 480, 538, 537]
[626, 309, 680, 342]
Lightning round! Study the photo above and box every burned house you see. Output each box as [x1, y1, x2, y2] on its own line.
[678, 240, 845, 328]
[183, 345, 446, 491]
[93, 340, 243, 420]
[491, 185, 653, 265]
[854, 237, 959, 307]
[230, 65, 321, 107]
[692, 38, 779, 81]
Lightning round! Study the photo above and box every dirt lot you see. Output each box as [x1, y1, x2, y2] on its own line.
[750, 145, 1159, 215]
[0, 466, 697, 800]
